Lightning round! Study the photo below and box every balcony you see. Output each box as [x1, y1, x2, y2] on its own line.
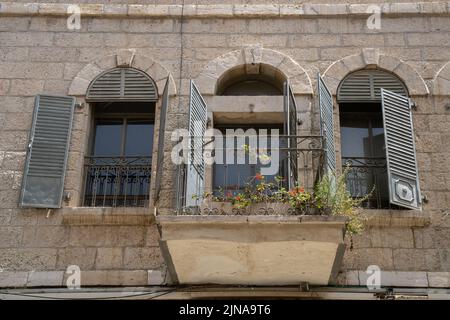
[343, 156, 389, 209]
[157, 134, 348, 286]
[83, 156, 151, 207]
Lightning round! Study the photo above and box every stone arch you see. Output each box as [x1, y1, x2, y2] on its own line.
[322, 48, 429, 96]
[194, 45, 313, 95]
[433, 61, 450, 95]
[68, 49, 177, 97]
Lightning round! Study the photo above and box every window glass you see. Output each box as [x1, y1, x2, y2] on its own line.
[93, 120, 122, 156]
[340, 118, 370, 158]
[125, 120, 154, 156]
[213, 126, 284, 195]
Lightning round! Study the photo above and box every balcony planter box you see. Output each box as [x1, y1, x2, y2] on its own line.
[157, 214, 347, 286]
[199, 201, 294, 215]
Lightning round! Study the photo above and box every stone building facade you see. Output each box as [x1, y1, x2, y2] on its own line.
[0, 0, 449, 291]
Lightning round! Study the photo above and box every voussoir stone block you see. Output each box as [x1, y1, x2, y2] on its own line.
[116, 49, 136, 68]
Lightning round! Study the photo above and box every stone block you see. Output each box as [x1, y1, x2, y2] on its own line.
[0, 227, 23, 248]
[0, 272, 28, 288]
[0, 248, 57, 271]
[22, 226, 69, 248]
[56, 248, 97, 270]
[343, 248, 394, 270]
[427, 272, 450, 287]
[9, 80, 45, 96]
[359, 271, 428, 287]
[95, 248, 123, 269]
[362, 48, 380, 66]
[67, 270, 148, 286]
[343, 34, 384, 47]
[292, 34, 340, 48]
[393, 249, 441, 271]
[148, 269, 166, 285]
[69, 226, 146, 247]
[0, 32, 53, 47]
[27, 271, 64, 287]
[370, 227, 414, 248]
[116, 49, 136, 67]
[123, 247, 164, 269]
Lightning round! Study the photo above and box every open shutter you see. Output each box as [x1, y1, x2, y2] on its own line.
[154, 78, 169, 205]
[185, 81, 207, 207]
[20, 94, 75, 208]
[318, 74, 336, 173]
[381, 89, 421, 210]
[283, 81, 298, 189]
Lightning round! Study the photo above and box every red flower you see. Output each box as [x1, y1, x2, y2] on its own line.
[255, 173, 264, 181]
[298, 187, 305, 193]
[235, 196, 241, 201]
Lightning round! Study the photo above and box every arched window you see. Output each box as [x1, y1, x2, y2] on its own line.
[216, 64, 285, 96]
[210, 65, 291, 196]
[84, 68, 158, 207]
[337, 69, 408, 209]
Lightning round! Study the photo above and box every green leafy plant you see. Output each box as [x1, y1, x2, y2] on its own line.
[195, 146, 369, 235]
[314, 166, 371, 235]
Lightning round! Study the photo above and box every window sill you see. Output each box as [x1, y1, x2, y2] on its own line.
[61, 207, 155, 226]
[361, 209, 430, 227]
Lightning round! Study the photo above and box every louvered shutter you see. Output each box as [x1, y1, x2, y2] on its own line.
[154, 78, 169, 205]
[20, 94, 75, 208]
[318, 75, 336, 173]
[185, 81, 207, 207]
[338, 70, 407, 102]
[381, 89, 421, 210]
[283, 81, 298, 189]
[86, 68, 158, 102]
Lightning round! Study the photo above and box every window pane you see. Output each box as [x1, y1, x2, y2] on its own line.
[213, 127, 285, 194]
[340, 118, 370, 158]
[124, 121, 154, 156]
[93, 121, 122, 156]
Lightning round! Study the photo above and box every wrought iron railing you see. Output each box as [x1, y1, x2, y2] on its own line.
[342, 156, 389, 209]
[83, 156, 151, 207]
[176, 135, 325, 213]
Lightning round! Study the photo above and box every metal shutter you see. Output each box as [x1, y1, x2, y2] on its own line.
[20, 94, 75, 208]
[284, 81, 298, 189]
[86, 68, 158, 102]
[318, 74, 336, 173]
[184, 81, 207, 208]
[338, 70, 407, 102]
[154, 78, 169, 205]
[381, 89, 421, 210]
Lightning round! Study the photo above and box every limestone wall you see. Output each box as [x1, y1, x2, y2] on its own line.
[0, 1, 449, 288]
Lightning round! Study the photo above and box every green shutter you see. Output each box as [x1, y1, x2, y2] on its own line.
[381, 89, 421, 210]
[318, 74, 336, 173]
[338, 70, 407, 102]
[184, 80, 207, 208]
[154, 78, 169, 205]
[20, 94, 76, 208]
[86, 68, 158, 102]
[283, 81, 298, 189]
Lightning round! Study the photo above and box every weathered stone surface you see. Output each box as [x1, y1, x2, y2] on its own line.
[428, 272, 450, 287]
[56, 248, 97, 271]
[123, 247, 164, 270]
[27, 271, 64, 287]
[69, 226, 146, 247]
[22, 226, 69, 248]
[359, 271, 429, 287]
[95, 248, 123, 269]
[147, 269, 166, 285]
[0, 227, 22, 248]
[0, 272, 28, 288]
[65, 270, 148, 287]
